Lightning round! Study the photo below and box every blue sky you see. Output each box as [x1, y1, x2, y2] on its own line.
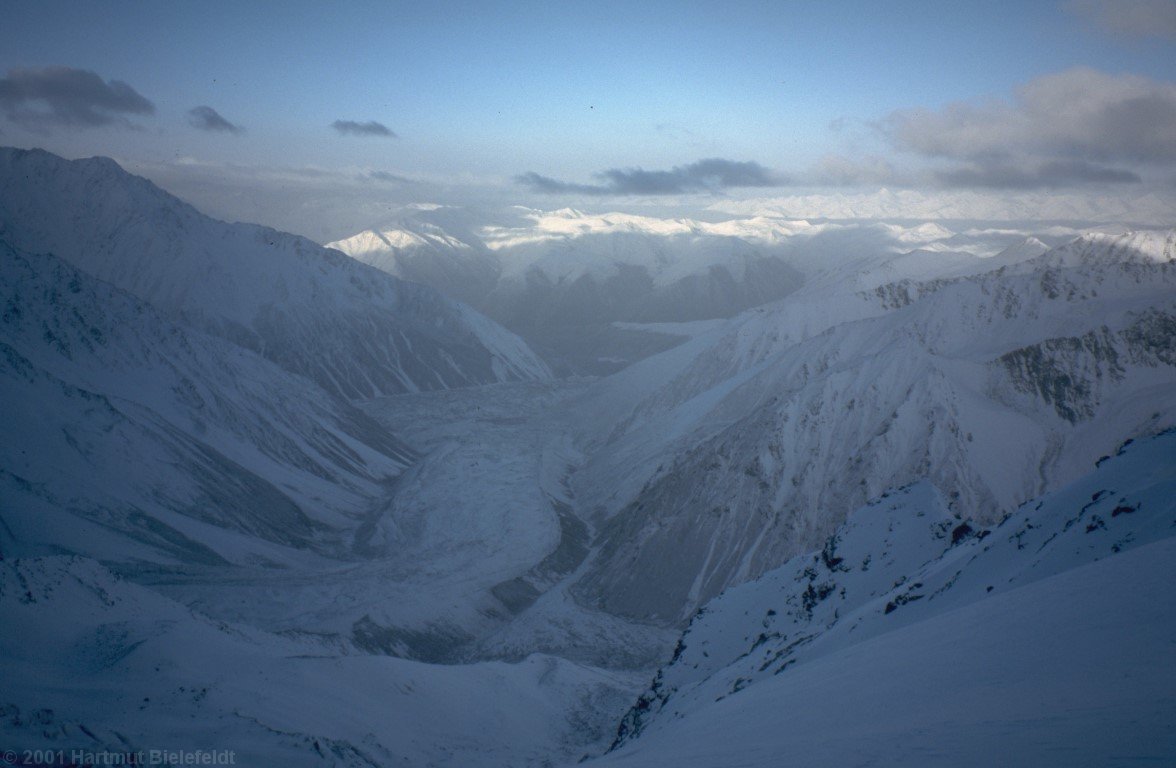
[2, 0, 1175, 239]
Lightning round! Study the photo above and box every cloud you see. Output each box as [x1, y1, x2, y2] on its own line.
[515, 172, 604, 195]
[331, 119, 397, 138]
[879, 67, 1176, 188]
[0, 66, 154, 130]
[517, 158, 786, 195]
[188, 105, 243, 134]
[366, 170, 414, 183]
[1065, 0, 1176, 41]
[883, 68, 1176, 165]
[936, 159, 1141, 189]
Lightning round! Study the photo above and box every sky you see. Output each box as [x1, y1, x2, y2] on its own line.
[2, 0, 1175, 241]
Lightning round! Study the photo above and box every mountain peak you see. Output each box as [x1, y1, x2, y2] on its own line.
[0, 147, 550, 397]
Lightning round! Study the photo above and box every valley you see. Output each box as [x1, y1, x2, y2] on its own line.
[1, 148, 1174, 767]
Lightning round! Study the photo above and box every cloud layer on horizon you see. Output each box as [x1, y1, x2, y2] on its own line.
[0, 66, 154, 131]
[188, 106, 243, 134]
[517, 158, 785, 196]
[331, 119, 396, 138]
[936, 159, 1141, 189]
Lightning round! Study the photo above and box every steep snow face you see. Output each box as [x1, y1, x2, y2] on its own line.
[570, 229, 1176, 623]
[0, 241, 414, 566]
[0, 148, 549, 398]
[594, 431, 1176, 767]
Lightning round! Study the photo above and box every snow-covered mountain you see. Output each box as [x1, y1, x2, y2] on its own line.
[329, 208, 1105, 375]
[0, 148, 549, 398]
[568, 228, 1176, 623]
[325, 219, 499, 308]
[3, 145, 1174, 766]
[592, 429, 1176, 767]
[0, 240, 414, 567]
[329, 209, 807, 373]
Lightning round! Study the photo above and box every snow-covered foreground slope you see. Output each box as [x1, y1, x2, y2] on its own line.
[592, 430, 1176, 767]
[0, 148, 549, 397]
[0, 556, 640, 767]
[0, 241, 414, 566]
[569, 229, 1176, 623]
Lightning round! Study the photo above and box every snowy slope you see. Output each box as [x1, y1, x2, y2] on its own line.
[0, 240, 414, 567]
[0, 555, 640, 768]
[569, 229, 1176, 623]
[0, 147, 549, 398]
[593, 430, 1176, 767]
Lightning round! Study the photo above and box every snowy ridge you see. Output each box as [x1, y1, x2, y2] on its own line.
[0, 147, 549, 398]
[569, 229, 1176, 623]
[0, 241, 414, 566]
[595, 430, 1176, 767]
[330, 209, 810, 373]
[324, 221, 499, 308]
[330, 207, 1091, 373]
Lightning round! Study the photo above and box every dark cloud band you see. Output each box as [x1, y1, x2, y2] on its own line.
[331, 119, 396, 138]
[517, 158, 785, 195]
[188, 106, 243, 134]
[937, 159, 1141, 189]
[0, 66, 154, 130]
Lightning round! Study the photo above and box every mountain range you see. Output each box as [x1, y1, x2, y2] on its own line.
[1, 147, 1173, 766]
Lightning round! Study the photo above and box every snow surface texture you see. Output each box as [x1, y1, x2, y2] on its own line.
[594, 431, 1176, 768]
[0, 148, 549, 398]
